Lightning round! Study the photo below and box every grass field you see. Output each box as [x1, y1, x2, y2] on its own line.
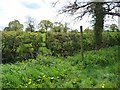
[1, 45, 120, 88]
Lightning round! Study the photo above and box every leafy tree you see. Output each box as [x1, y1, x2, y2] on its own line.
[4, 20, 23, 31]
[70, 29, 78, 33]
[52, 26, 62, 32]
[38, 20, 53, 32]
[62, 22, 69, 33]
[52, 22, 69, 33]
[84, 27, 93, 32]
[53, 0, 120, 49]
[4, 27, 10, 31]
[38, 20, 53, 48]
[52, 22, 63, 32]
[110, 24, 119, 32]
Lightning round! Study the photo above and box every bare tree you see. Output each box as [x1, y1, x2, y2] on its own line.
[25, 16, 36, 32]
[53, 0, 120, 49]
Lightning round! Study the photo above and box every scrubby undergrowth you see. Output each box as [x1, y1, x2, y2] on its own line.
[1, 45, 120, 88]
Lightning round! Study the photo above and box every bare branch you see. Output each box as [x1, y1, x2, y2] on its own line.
[54, 0, 120, 21]
[51, 0, 60, 7]
[58, 1, 94, 19]
[106, 12, 120, 16]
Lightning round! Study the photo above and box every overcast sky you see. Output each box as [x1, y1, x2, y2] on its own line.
[0, 0, 118, 30]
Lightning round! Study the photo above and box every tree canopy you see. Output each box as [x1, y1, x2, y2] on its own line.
[4, 20, 23, 31]
[38, 20, 53, 32]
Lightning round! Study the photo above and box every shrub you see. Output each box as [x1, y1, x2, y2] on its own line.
[47, 32, 81, 56]
[102, 32, 120, 47]
[47, 31, 119, 57]
[2, 31, 119, 63]
[2, 31, 43, 63]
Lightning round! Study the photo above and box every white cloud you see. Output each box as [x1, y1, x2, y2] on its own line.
[0, 0, 118, 30]
[0, 0, 60, 30]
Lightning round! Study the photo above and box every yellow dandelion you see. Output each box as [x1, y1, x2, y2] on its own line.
[102, 84, 105, 88]
[28, 81, 31, 84]
[28, 79, 32, 84]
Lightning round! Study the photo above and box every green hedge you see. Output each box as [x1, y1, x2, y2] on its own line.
[2, 31, 120, 63]
[2, 31, 43, 63]
[47, 32, 119, 56]
[47, 32, 81, 56]
[102, 32, 120, 47]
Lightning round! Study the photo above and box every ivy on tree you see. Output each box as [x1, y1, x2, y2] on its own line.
[53, 0, 120, 49]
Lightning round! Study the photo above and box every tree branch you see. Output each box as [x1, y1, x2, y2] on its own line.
[106, 12, 120, 17]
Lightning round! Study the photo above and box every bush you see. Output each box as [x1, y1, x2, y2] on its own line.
[2, 31, 43, 63]
[47, 32, 81, 56]
[47, 31, 120, 57]
[38, 47, 52, 56]
[2, 31, 119, 63]
[102, 32, 120, 47]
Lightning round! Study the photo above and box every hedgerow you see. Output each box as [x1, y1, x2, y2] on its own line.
[47, 31, 120, 56]
[2, 31, 43, 63]
[2, 31, 120, 63]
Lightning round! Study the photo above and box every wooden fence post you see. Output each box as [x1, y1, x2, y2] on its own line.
[80, 26, 84, 61]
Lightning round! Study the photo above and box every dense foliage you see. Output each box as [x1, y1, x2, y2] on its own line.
[2, 31, 120, 63]
[1, 46, 119, 88]
[2, 31, 43, 63]
[1, 2, 120, 88]
[47, 31, 120, 56]
[4, 20, 23, 31]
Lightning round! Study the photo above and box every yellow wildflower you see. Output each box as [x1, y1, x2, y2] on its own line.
[102, 84, 105, 88]
[28, 81, 31, 84]
[28, 79, 32, 84]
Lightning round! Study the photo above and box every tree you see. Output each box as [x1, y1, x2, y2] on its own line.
[25, 16, 35, 32]
[4, 20, 23, 31]
[70, 29, 78, 33]
[84, 27, 92, 32]
[4, 27, 10, 31]
[110, 24, 119, 32]
[63, 22, 69, 33]
[93, 2, 105, 49]
[52, 22, 69, 33]
[53, 0, 120, 49]
[38, 20, 53, 32]
[38, 20, 53, 48]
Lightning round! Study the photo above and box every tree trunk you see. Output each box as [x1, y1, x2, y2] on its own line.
[94, 2, 105, 49]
